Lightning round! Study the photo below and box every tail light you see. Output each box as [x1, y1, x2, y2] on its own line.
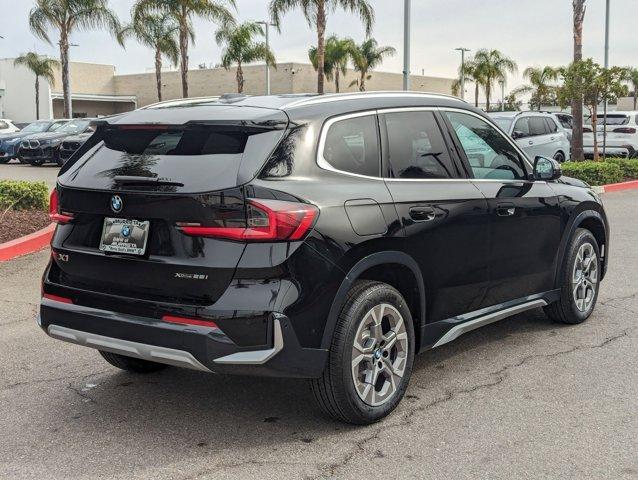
[42, 293, 73, 304]
[613, 127, 637, 134]
[582, 127, 593, 133]
[177, 199, 318, 242]
[49, 190, 74, 224]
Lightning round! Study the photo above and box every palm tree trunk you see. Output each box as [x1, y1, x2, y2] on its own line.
[335, 69, 340, 93]
[155, 48, 163, 102]
[474, 83, 479, 108]
[179, 12, 189, 98]
[359, 71, 366, 92]
[485, 83, 491, 112]
[59, 32, 72, 118]
[236, 62, 244, 93]
[571, 0, 586, 161]
[633, 89, 637, 110]
[316, 0, 326, 94]
[35, 76, 40, 120]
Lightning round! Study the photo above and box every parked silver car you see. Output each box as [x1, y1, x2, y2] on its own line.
[489, 111, 571, 162]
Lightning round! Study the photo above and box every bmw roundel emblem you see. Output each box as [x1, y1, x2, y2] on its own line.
[121, 225, 131, 237]
[111, 195, 123, 213]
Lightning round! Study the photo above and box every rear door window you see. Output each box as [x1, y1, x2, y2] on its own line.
[321, 114, 380, 177]
[528, 117, 548, 136]
[513, 117, 530, 137]
[384, 111, 456, 179]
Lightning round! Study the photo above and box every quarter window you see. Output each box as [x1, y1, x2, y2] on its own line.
[445, 111, 527, 180]
[384, 111, 455, 179]
[322, 115, 380, 177]
[545, 118, 559, 133]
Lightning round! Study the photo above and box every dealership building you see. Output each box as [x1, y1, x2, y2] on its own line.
[0, 58, 455, 122]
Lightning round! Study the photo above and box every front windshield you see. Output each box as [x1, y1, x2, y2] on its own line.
[58, 120, 90, 134]
[21, 122, 50, 133]
[491, 117, 514, 131]
[49, 122, 66, 132]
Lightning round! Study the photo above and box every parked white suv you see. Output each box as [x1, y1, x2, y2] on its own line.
[489, 111, 571, 162]
[0, 119, 20, 134]
[583, 112, 638, 158]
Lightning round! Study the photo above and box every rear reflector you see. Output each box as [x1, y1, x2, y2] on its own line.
[613, 127, 637, 134]
[162, 315, 219, 328]
[177, 199, 318, 242]
[49, 190, 74, 224]
[43, 293, 73, 304]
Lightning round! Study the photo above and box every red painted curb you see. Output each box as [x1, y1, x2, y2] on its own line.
[0, 223, 54, 262]
[603, 179, 638, 193]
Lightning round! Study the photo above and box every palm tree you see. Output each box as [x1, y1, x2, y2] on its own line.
[29, 0, 120, 119]
[309, 36, 354, 93]
[572, 0, 586, 161]
[215, 22, 276, 93]
[134, 0, 236, 98]
[13, 53, 59, 120]
[627, 68, 638, 110]
[519, 66, 560, 110]
[349, 38, 395, 92]
[471, 49, 517, 111]
[451, 60, 485, 107]
[119, 14, 181, 102]
[270, 0, 374, 94]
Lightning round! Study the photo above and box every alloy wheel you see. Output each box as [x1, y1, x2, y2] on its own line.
[351, 303, 409, 407]
[572, 242, 598, 312]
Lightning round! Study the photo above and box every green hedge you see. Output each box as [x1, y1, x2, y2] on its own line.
[0, 180, 49, 211]
[561, 161, 623, 186]
[605, 158, 638, 180]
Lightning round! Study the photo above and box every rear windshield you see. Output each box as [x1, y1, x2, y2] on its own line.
[491, 117, 514, 131]
[585, 115, 630, 126]
[61, 125, 284, 193]
[104, 126, 247, 155]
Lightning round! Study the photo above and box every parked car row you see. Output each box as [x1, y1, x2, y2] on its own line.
[583, 111, 638, 159]
[0, 118, 94, 166]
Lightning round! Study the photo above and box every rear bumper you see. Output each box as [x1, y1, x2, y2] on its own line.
[39, 297, 328, 378]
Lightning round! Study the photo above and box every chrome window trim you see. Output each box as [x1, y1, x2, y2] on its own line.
[315, 106, 542, 184]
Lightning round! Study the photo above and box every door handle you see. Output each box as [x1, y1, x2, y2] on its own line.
[528, 140, 534, 145]
[409, 206, 436, 222]
[496, 204, 516, 217]
[550, 137, 555, 141]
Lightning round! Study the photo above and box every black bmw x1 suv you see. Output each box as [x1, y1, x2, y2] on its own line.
[39, 92, 609, 424]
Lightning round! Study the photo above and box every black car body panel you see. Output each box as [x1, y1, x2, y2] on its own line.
[39, 93, 609, 378]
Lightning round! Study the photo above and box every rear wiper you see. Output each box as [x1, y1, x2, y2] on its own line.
[113, 175, 184, 187]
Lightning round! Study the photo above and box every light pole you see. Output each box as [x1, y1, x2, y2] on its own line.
[602, 0, 610, 159]
[256, 21, 276, 95]
[499, 79, 506, 111]
[403, 0, 411, 91]
[455, 47, 470, 101]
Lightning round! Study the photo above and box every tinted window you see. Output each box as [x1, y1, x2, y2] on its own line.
[322, 115, 380, 177]
[545, 117, 559, 133]
[385, 111, 455, 179]
[513, 117, 530, 137]
[22, 122, 50, 133]
[445, 111, 526, 180]
[528, 117, 548, 136]
[557, 115, 573, 129]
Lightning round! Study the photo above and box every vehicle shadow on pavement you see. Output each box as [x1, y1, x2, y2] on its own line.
[45, 308, 561, 453]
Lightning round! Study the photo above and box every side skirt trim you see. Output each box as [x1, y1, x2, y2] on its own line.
[47, 324, 212, 372]
[432, 299, 548, 348]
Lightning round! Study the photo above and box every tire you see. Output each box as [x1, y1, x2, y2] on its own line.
[18, 157, 29, 164]
[553, 151, 566, 163]
[544, 228, 601, 324]
[29, 158, 44, 166]
[310, 280, 416, 424]
[0, 158, 9, 164]
[56, 157, 65, 167]
[99, 350, 168, 373]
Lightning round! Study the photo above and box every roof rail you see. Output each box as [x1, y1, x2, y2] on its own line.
[282, 91, 466, 109]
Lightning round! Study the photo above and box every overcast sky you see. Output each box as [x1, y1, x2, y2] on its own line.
[1, 0, 636, 97]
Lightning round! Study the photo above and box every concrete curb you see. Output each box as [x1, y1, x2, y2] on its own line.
[0, 223, 54, 262]
[599, 180, 638, 193]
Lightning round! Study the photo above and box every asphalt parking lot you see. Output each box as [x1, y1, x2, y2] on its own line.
[0, 190, 636, 480]
[0, 162, 59, 189]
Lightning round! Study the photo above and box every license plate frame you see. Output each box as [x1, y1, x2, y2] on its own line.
[99, 217, 150, 256]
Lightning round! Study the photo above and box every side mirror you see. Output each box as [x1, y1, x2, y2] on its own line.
[533, 156, 562, 181]
[512, 130, 525, 139]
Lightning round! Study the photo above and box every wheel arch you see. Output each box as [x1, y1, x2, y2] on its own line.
[555, 208, 608, 286]
[320, 251, 427, 353]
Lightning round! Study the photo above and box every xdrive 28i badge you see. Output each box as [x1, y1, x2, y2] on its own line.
[111, 195, 123, 213]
